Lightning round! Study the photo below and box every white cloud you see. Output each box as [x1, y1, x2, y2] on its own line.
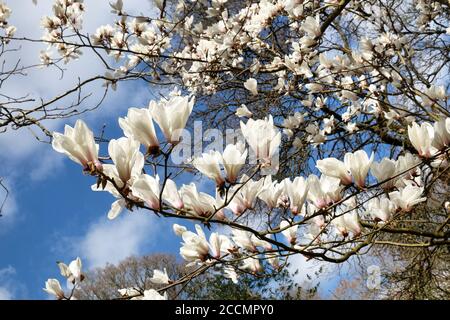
[75, 211, 158, 269]
[0, 266, 17, 300]
[0, 287, 13, 300]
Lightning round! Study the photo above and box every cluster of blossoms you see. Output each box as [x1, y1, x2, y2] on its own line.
[0, 1, 15, 43]
[36, 0, 449, 300]
[49, 81, 450, 298]
[43, 257, 83, 300]
[40, 0, 85, 64]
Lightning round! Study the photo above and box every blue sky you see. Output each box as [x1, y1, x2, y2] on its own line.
[0, 0, 353, 300]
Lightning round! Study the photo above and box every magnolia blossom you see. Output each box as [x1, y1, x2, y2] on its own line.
[316, 157, 352, 185]
[284, 177, 309, 215]
[208, 232, 234, 258]
[141, 289, 168, 300]
[280, 220, 298, 245]
[192, 150, 224, 186]
[432, 118, 450, 150]
[241, 257, 262, 274]
[344, 150, 374, 188]
[52, 120, 102, 172]
[389, 184, 426, 211]
[162, 179, 184, 210]
[240, 116, 281, 165]
[173, 224, 187, 236]
[367, 197, 396, 222]
[224, 266, 239, 284]
[131, 174, 161, 210]
[221, 142, 247, 183]
[179, 225, 210, 264]
[227, 175, 263, 215]
[258, 176, 284, 208]
[408, 122, 437, 158]
[332, 211, 361, 237]
[150, 268, 170, 285]
[235, 105, 253, 118]
[371, 158, 397, 189]
[307, 175, 343, 208]
[43, 279, 65, 300]
[231, 229, 271, 252]
[149, 94, 194, 144]
[119, 107, 159, 152]
[108, 137, 144, 186]
[180, 183, 217, 217]
[57, 257, 83, 284]
[244, 78, 258, 95]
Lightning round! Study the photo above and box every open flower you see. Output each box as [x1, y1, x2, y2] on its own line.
[240, 116, 281, 165]
[389, 184, 426, 212]
[119, 107, 159, 153]
[367, 197, 396, 222]
[221, 142, 247, 183]
[371, 158, 397, 189]
[284, 176, 309, 215]
[43, 279, 65, 300]
[192, 150, 225, 186]
[162, 179, 184, 210]
[280, 220, 298, 245]
[179, 225, 210, 264]
[52, 120, 102, 172]
[131, 174, 161, 210]
[316, 157, 352, 185]
[332, 211, 361, 237]
[344, 150, 374, 188]
[150, 268, 171, 285]
[408, 122, 437, 158]
[149, 94, 194, 144]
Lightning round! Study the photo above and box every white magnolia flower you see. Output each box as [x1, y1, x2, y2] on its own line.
[118, 287, 141, 297]
[224, 266, 239, 284]
[142, 289, 168, 300]
[258, 177, 284, 208]
[232, 229, 268, 252]
[316, 157, 352, 185]
[162, 179, 184, 210]
[432, 118, 450, 150]
[284, 176, 309, 215]
[119, 107, 159, 152]
[244, 78, 258, 95]
[180, 225, 210, 263]
[208, 232, 234, 258]
[307, 175, 343, 208]
[192, 150, 225, 186]
[240, 116, 281, 165]
[408, 122, 437, 158]
[241, 257, 262, 274]
[227, 175, 264, 215]
[221, 142, 247, 183]
[301, 16, 321, 38]
[388, 184, 426, 212]
[108, 137, 144, 186]
[149, 94, 194, 144]
[150, 268, 171, 285]
[235, 105, 253, 118]
[180, 183, 217, 217]
[173, 224, 187, 236]
[43, 279, 65, 300]
[332, 211, 361, 237]
[131, 174, 161, 210]
[280, 220, 298, 244]
[52, 120, 102, 172]
[371, 158, 397, 189]
[367, 197, 396, 222]
[344, 150, 374, 188]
